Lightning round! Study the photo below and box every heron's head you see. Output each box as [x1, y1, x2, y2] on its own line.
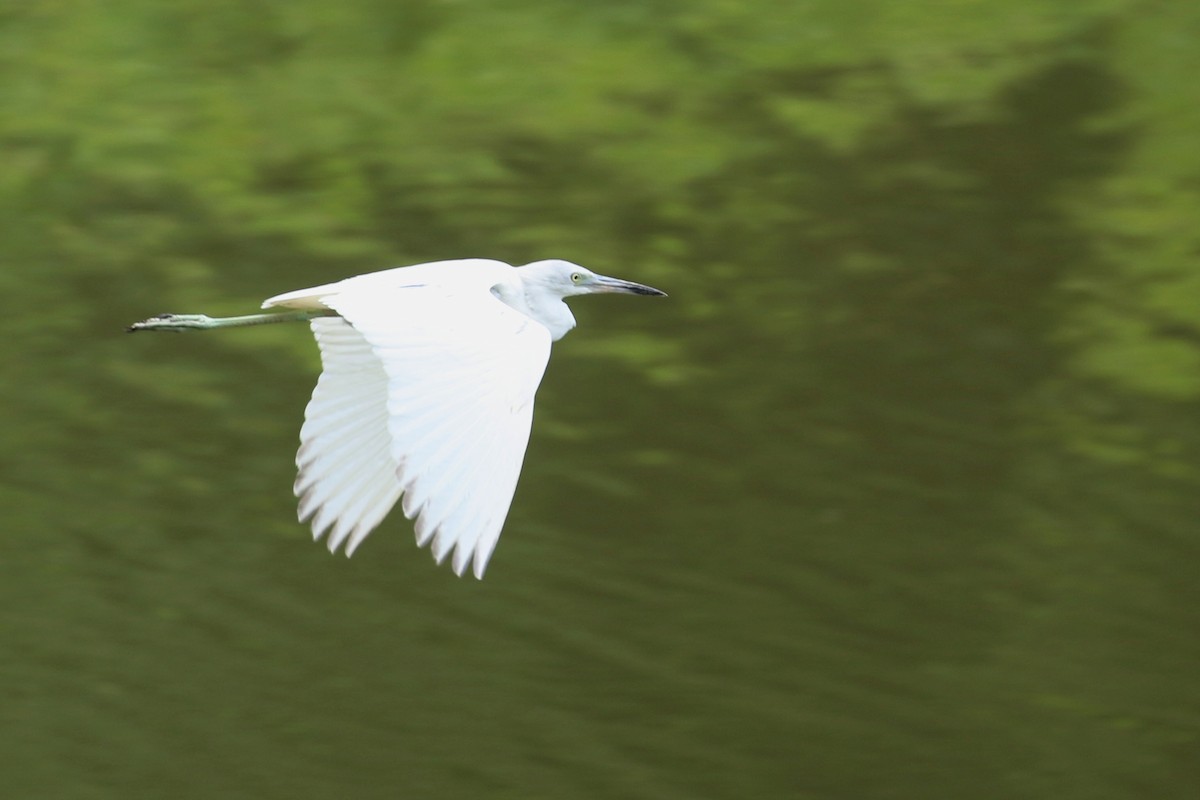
[520, 260, 667, 299]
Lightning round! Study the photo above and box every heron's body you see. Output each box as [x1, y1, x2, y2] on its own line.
[264, 259, 582, 340]
[129, 258, 665, 578]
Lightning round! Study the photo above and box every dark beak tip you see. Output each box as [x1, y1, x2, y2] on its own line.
[596, 275, 667, 296]
[633, 285, 667, 297]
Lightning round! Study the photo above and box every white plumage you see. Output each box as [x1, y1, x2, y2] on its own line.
[259, 258, 664, 577]
[131, 258, 664, 577]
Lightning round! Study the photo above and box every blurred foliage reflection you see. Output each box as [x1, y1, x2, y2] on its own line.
[1, 2, 1197, 798]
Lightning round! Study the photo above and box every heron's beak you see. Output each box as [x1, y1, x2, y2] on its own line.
[592, 274, 668, 297]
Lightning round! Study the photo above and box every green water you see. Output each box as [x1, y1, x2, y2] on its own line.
[2, 3, 1198, 798]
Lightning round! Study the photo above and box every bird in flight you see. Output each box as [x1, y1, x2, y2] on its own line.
[129, 259, 666, 578]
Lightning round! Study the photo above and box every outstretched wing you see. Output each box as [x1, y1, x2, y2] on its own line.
[294, 279, 552, 578]
[294, 317, 404, 558]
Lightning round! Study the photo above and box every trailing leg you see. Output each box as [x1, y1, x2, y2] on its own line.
[127, 310, 337, 333]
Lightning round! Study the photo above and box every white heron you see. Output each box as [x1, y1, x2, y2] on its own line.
[129, 258, 666, 578]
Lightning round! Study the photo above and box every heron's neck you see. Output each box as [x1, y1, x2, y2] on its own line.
[492, 281, 576, 341]
[531, 299, 577, 341]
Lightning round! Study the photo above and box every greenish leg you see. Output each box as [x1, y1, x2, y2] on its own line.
[127, 309, 338, 333]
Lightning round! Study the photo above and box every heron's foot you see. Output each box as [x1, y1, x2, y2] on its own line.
[127, 313, 219, 333]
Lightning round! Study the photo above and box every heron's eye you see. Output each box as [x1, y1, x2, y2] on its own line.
[570, 273, 584, 284]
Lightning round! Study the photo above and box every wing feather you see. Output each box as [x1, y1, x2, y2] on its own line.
[293, 318, 403, 550]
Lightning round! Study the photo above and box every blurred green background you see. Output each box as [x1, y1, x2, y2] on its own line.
[2, 1, 1198, 797]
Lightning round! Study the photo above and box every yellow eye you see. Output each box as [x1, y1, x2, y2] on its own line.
[570, 273, 583, 283]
